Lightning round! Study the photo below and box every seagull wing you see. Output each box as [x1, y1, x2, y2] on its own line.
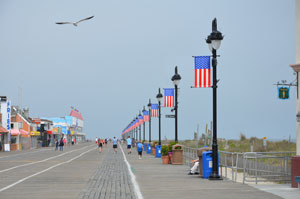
[76, 16, 94, 24]
[56, 22, 74, 25]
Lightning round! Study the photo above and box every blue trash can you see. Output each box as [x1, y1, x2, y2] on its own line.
[202, 151, 213, 179]
[155, 145, 161, 158]
[147, 144, 151, 154]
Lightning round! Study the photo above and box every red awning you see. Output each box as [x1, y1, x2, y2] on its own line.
[11, 129, 20, 136]
[20, 129, 29, 135]
[0, 127, 8, 133]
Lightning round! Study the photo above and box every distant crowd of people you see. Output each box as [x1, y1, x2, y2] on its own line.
[54, 137, 77, 151]
[94, 136, 144, 159]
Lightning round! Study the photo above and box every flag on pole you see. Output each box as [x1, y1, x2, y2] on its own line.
[164, 88, 174, 107]
[151, 104, 159, 117]
[135, 118, 139, 127]
[139, 115, 144, 125]
[143, 111, 149, 122]
[194, 56, 211, 88]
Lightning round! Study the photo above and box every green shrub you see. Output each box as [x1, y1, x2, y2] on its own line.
[161, 145, 169, 156]
[168, 141, 177, 152]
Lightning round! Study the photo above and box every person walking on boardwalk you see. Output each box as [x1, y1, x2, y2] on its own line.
[137, 141, 143, 159]
[98, 138, 103, 153]
[113, 137, 118, 153]
[63, 138, 67, 147]
[55, 139, 59, 151]
[127, 136, 132, 154]
[59, 138, 64, 151]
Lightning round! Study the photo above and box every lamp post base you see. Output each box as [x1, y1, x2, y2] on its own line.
[209, 173, 223, 180]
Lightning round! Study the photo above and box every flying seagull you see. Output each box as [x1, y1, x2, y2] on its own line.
[56, 16, 94, 27]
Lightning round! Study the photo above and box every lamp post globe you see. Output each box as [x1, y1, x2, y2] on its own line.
[206, 35, 213, 52]
[156, 88, 163, 102]
[172, 66, 182, 86]
[208, 18, 223, 50]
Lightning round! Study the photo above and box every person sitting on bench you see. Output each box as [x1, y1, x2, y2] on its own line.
[188, 159, 200, 175]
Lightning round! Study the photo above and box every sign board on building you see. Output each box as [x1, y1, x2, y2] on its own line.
[278, 87, 289, 99]
[4, 144, 10, 152]
[0, 96, 7, 102]
[165, 115, 175, 118]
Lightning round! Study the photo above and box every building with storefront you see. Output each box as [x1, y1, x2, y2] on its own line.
[69, 109, 85, 142]
[10, 107, 34, 151]
[44, 117, 69, 144]
[0, 97, 11, 151]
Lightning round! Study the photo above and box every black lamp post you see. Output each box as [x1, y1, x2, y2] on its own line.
[206, 18, 223, 180]
[142, 106, 146, 142]
[147, 99, 152, 143]
[138, 114, 141, 141]
[156, 88, 163, 146]
[171, 66, 181, 143]
[133, 119, 136, 140]
[131, 121, 134, 139]
[135, 117, 138, 140]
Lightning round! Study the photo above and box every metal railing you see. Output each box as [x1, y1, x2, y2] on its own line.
[242, 152, 295, 184]
[183, 146, 198, 167]
[183, 146, 295, 184]
[219, 151, 244, 182]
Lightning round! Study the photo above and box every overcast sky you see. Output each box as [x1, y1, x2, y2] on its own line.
[0, 0, 296, 140]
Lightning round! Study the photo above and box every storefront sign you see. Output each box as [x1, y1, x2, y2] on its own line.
[4, 144, 10, 152]
[1, 100, 11, 143]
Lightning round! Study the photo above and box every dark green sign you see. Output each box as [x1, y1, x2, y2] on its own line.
[278, 87, 289, 99]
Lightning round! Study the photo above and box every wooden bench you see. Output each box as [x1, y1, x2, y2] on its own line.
[295, 176, 300, 190]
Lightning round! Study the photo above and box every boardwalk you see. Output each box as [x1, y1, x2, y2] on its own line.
[0, 142, 294, 199]
[78, 147, 136, 199]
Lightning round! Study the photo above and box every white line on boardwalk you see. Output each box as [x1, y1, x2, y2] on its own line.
[0, 145, 92, 173]
[0, 147, 97, 193]
[120, 144, 144, 199]
[0, 148, 53, 159]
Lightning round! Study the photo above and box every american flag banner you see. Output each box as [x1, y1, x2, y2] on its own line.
[136, 119, 139, 127]
[151, 104, 159, 118]
[139, 115, 144, 125]
[133, 121, 136, 129]
[143, 111, 149, 122]
[164, 88, 174, 107]
[194, 56, 211, 88]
